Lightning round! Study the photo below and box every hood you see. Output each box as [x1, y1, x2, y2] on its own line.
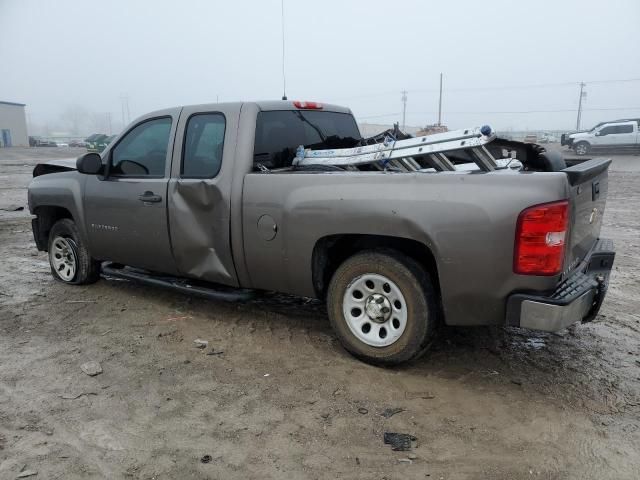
[570, 131, 590, 139]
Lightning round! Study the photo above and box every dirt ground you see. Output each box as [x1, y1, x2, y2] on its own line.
[1, 146, 639, 480]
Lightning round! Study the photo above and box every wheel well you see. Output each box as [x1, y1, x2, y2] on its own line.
[33, 206, 73, 251]
[312, 234, 441, 301]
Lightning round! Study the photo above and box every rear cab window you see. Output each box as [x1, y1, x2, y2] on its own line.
[181, 113, 226, 178]
[253, 110, 361, 169]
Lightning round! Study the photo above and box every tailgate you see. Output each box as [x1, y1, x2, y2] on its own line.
[563, 158, 611, 275]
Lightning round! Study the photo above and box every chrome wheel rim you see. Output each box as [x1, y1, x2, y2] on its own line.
[50, 236, 77, 281]
[343, 273, 408, 347]
[576, 144, 587, 155]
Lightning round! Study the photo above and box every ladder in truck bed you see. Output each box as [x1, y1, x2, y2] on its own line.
[292, 125, 503, 172]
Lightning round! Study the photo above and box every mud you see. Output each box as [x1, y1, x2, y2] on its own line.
[1, 147, 639, 479]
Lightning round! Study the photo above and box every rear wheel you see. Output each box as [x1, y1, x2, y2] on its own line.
[574, 141, 590, 156]
[327, 250, 438, 366]
[48, 218, 100, 285]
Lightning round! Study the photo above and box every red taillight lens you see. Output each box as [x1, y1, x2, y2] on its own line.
[514, 200, 569, 275]
[293, 101, 323, 109]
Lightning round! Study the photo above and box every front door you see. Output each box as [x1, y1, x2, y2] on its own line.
[84, 111, 180, 274]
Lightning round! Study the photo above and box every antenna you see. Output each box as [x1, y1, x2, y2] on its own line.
[401, 90, 407, 130]
[281, 0, 287, 100]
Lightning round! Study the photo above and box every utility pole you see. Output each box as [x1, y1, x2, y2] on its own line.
[120, 94, 131, 127]
[576, 82, 586, 130]
[437, 72, 443, 126]
[401, 90, 407, 131]
[106, 112, 112, 134]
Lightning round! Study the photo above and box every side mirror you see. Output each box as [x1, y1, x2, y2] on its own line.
[76, 153, 103, 174]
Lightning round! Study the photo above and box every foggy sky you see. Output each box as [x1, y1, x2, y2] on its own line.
[1, 0, 639, 132]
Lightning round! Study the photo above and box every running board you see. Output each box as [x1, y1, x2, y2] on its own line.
[101, 263, 256, 302]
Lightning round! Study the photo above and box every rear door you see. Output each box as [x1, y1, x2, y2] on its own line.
[84, 109, 180, 273]
[166, 104, 241, 286]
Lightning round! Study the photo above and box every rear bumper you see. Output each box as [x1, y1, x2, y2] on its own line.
[506, 238, 615, 332]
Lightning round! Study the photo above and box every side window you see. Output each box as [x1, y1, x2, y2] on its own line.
[110, 117, 172, 177]
[618, 124, 634, 134]
[599, 126, 616, 136]
[182, 113, 226, 178]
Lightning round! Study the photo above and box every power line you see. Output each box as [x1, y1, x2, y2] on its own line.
[357, 106, 640, 120]
[330, 77, 640, 103]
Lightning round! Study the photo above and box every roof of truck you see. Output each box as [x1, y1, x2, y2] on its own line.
[254, 100, 351, 114]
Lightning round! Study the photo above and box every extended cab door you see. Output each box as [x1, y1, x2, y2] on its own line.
[166, 104, 241, 286]
[84, 109, 181, 274]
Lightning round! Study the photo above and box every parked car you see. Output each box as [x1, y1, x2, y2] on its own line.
[94, 135, 116, 153]
[84, 133, 108, 152]
[539, 133, 558, 144]
[69, 140, 87, 148]
[27, 100, 615, 365]
[523, 134, 537, 143]
[28, 136, 58, 147]
[55, 141, 69, 147]
[565, 120, 640, 155]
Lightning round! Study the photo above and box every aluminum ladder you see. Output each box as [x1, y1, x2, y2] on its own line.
[292, 125, 501, 172]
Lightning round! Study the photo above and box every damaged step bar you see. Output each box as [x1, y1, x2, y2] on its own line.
[293, 125, 502, 172]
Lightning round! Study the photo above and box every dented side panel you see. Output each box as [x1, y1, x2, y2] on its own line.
[167, 103, 243, 286]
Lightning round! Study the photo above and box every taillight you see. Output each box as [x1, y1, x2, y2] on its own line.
[293, 101, 323, 109]
[514, 200, 569, 275]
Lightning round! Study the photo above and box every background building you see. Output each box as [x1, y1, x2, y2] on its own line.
[0, 101, 29, 147]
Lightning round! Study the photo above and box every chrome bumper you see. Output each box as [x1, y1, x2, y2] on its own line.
[506, 238, 615, 332]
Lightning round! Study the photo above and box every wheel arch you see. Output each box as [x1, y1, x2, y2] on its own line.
[32, 205, 75, 251]
[311, 234, 442, 303]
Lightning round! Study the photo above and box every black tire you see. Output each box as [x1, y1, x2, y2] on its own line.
[326, 250, 438, 366]
[574, 141, 590, 156]
[48, 218, 100, 285]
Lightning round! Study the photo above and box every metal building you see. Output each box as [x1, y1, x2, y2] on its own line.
[0, 101, 29, 147]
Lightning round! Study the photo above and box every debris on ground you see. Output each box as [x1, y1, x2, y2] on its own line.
[193, 339, 208, 349]
[404, 391, 435, 400]
[0, 205, 24, 211]
[206, 348, 223, 356]
[200, 455, 212, 464]
[357, 407, 368, 415]
[80, 361, 102, 376]
[380, 407, 405, 418]
[59, 392, 98, 400]
[397, 458, 413, 464]
[16, 469, 38, 478]
[383, 432, 417, 451]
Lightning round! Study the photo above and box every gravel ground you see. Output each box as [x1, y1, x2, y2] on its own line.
[0, 146, 639, 479]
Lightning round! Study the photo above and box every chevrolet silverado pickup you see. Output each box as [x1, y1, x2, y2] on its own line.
[27, 100, 615, 365]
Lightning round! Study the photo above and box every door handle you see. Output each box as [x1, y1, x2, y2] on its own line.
[138, 191, 162, 203]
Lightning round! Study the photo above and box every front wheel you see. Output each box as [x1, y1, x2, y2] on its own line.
[48, 218, 100, 285]
[574, 142, 590, 156]
[327, 250, 438, 366]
